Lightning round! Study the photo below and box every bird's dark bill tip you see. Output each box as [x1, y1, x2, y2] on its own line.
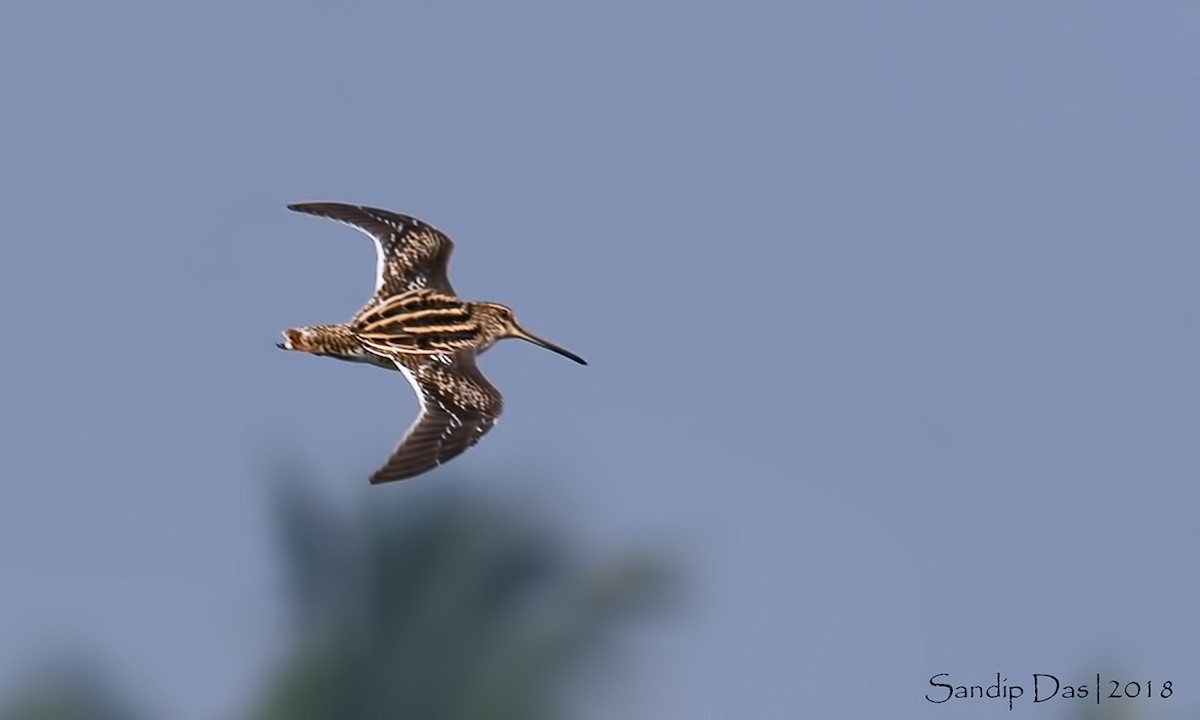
[522, 334, 587, 366]
[557, 347, 588, 366]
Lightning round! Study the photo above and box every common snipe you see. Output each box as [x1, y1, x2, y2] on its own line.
[278, 202, 586, 484]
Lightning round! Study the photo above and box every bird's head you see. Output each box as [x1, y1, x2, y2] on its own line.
[475, 302, 587, 365]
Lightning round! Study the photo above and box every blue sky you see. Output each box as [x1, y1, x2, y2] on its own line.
[0, 1, 1196, 718]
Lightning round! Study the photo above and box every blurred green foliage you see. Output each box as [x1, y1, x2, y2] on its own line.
[0, 476, 675, 720]
[0, 663, 140, 720]
[253, 480, 674, 720]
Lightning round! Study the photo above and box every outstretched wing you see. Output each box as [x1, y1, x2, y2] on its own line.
[287, 202, 457, 306]
[371, 350, 503, 484]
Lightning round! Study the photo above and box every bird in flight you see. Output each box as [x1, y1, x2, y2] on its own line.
[278, 202, 586, 484]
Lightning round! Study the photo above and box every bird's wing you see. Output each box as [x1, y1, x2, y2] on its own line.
[287, 202, 457, 307]
[371, 350, 503, 484]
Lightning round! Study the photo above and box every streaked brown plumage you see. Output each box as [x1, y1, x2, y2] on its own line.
[278, 202, 586, 484]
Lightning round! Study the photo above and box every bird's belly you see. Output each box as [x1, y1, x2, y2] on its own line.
[325, 347, 399, 371]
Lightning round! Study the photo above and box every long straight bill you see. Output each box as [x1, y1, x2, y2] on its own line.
[512, 326, 587, 365]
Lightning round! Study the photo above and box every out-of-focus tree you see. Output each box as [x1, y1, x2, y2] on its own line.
[0, 472, 675, 720]
[0, 662, 142, 720]
[251, 477, 674, 720]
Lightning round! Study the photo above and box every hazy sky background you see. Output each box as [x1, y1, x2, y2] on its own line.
[0, 1, 1196, 718]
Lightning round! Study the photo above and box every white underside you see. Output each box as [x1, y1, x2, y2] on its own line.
[395, 361, 429, 428]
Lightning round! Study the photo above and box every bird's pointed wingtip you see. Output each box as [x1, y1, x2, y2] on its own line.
[287, 201, 337, 213]
[369, 469, 408, 485]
